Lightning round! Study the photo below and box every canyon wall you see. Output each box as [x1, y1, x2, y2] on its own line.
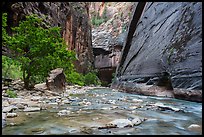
[2, 2, 94, 74]
[112, 2, 202, 102]
[90, 2, 135, 85]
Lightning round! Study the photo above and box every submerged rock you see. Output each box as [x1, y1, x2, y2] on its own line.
[57, 110, 71, 116]
[107, 119, 133, 128]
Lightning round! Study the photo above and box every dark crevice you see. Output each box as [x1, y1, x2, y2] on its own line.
[116, 2, 146, 77]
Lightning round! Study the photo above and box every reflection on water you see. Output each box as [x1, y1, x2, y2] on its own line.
[2, 88, 202, 135]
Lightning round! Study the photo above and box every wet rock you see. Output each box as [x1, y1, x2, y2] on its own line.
[48, 102, 58, 105]
[23, 107, 41, 112]
[31, 128, 45, 133]
[188, 124, 201, 132]
[62, 100, 71, 104]
[6, 113, 17, 118]
[57, 110, 71, 116]
[131, 117, 142, 126]
[153, 102, 180, 112]
[108, 119, 133, 128]
[80, 126, 93, 134]
[111, 2, 202, 102]
[3, 106, 18, 113]
[132, 98, 143, 103]
[7, 123, 17, 126]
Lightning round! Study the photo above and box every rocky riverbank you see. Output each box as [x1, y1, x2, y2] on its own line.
[2, 79, 102, 128]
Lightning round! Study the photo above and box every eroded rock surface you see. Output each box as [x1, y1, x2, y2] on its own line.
[112, 2, 202, 102]
[46, 68, 66, 93]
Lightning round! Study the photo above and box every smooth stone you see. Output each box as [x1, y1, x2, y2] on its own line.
[108, 119, 133, 128]
[57, 110, 71, 116]
[3, 106, 18, 113]
[131, 117, 142, 126]
[188, 124, 201, 129]
[31, 96, 42, 101]
[23, 107, 41, 112]
[6, 113, 17, 118]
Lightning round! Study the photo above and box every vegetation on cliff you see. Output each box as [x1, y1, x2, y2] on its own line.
[2, 13, 101, 89]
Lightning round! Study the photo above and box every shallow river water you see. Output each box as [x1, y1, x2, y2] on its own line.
[2, 88, 202, 135]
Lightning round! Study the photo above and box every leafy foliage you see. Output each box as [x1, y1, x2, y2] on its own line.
[3, 13, 76, 89]
[84, 71, 101, 86]
[66, 71, 101, 86]
[6, 89, 17, 98]
[2, 13, 101, 88]
[91, 4, 108, 27]
[2, 55, 23, 79]
[66, 71, 85, 86]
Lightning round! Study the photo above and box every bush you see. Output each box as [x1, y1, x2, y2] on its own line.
[2, 55, 23, 80]
[2, 13, 76, 89]
[84, 72, 101, 86]
[66, 71, 85, 86]
[91, 16, 105, 27]
[6, 89, 17, 98]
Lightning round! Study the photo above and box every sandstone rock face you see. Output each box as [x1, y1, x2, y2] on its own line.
[112, 2, 202, 102]
[90, 2, 135, 85]
[3, 2, 94, 74]
[46, 68, 66, 93]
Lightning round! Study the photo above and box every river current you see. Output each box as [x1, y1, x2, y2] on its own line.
[2, 88, 202, 135]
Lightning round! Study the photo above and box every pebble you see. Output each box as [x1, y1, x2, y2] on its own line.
[188, 124, 201, 129]
[57, 110, 71, 116]
[31, 96, 41, 101]
[23, 107, 41, 112]
[6, 113, 17, 118]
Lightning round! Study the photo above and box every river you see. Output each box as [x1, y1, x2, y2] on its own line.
[2, 88, 202, 135]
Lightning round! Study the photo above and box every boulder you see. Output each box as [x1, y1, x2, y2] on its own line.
[107, 119, 133, 128]
[46, 68, 66, 93]
[34, 83, 47, 91]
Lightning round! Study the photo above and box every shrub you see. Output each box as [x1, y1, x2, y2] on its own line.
[2, 55, 23, 80]
[6, 89, 17, 98]
[2, 13, 76, 89]
[66, 71, 85, 86]
[84, 72, 101, 86]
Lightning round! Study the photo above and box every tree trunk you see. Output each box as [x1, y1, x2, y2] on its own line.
[23, 69, 31, 89]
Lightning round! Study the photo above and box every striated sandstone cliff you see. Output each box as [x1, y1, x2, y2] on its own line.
[112, 2, 202, 102]
[90, 2, 135, 85]
[2, 2, 94, 74]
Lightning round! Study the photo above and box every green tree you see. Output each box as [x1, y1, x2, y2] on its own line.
[2, 13, 76, 89]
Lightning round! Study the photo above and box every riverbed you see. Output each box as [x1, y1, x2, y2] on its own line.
[2, 88, 202, 135]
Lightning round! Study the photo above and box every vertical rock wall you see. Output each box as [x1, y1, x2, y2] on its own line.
[112, 2, 202, 102]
